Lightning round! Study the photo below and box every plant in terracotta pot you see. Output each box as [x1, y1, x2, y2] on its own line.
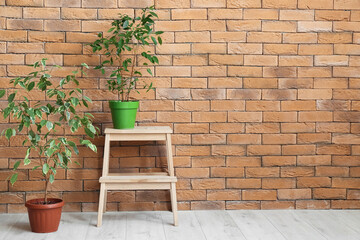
[89, 5, 163, 129]
[0, 59, 98, 233]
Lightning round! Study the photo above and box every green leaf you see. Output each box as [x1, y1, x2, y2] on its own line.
[10, 173, 18, 185]
[83, 96, 92, 103]
[46, 121, 53, 131]
[8, 93, 15, 103]
[88, 143, 97, 152]
[24, 158, 31, 165]
[27, 82, 35, 91]
[0, 89, 5, 98]
[158, 36, 162, 45]
[71, 97, 79, 106]
[85, 128, 95, 138]
[57, 153, 63, 163]
[41, 58, 47, 66]
[82, 99, 89, 108]
[147, 68, 153, 76]
[41, 106, 50, 114]
[68, 141, 79, 155]
[151, 36, 157, 45]
[49, 174, 54, 184]
[13, 160, 21, 170]
[81, 63, 89, 69]
[40, 119, 47, 127]
[5, 128, 14, 140]
[123, 20, 129, 28]
[42, 163, 50, 175]
[32, 165, 40, 170]
[88, 124, 96, 134]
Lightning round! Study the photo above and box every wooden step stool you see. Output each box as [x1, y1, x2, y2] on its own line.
[97, 126, 178, 227]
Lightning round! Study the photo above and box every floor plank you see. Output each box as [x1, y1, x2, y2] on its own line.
[0, 214, 24, 239]
[86, 212, 127, 240]
[229, 210, 286, 240]
[161, 211, 206, 240]
[126, 211, 166, 240]
[295, 210, 359, 240]
[0, 210, 359, 240]
[325, 210, 360, 234]
[262, 210, 327, 240]
[1, 214, 49, 240]
[195, 211, 246, 240]
[47, 212, 91, 240]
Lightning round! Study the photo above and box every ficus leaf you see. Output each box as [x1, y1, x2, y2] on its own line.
[49, 174, 54, 184]
[46, 121, 53, 131]
[8, 93, 15, 103]
[42, 163, 50, 175]
[10, 173, 18, 185]
[0, 89, 5, 98]
[13, 160, 21, 170]
[27, 82, 35, 91]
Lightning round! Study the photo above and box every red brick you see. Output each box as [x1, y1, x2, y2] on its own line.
[211, 167, 244, 178]
[246, 167, 279, 177]
[262, 201, 295, 209]
[296, 200, 330, 209]
[278, 189, 311, 200]
[191, 201, 225, 210]
[207, 190, 241, 201]
[314, 188, 347, 199]
[192, 156, 225, 168]
[262, 156, 296, 166]
[227, 179, 261, 189]
[243, 190, 277, 200]
[297, 177, 331, 188]
[226, 201, 260, 210]
[262, 178, 296, 189]
[191, 179, 225, 189]
[227, 157, 261, 167]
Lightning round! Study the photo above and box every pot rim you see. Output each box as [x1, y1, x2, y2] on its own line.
[109, 100, 139, 103]
[25, 198, 64, 210]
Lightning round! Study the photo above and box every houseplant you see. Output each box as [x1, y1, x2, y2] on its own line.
[89, 5, 163, 129]
[0, 59, 98, 233]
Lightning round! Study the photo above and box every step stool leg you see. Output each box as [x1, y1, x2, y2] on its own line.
[103, 189, 107, 213]
[97, 183, 106, 227]
[170, 182, 178, 226]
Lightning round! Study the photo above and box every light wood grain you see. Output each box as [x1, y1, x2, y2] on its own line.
[126, 212, 166, 240]
[295, 210, 359, 240]
[0, 211, 360, 240]
[229, 210, 286, 240]
[195, 211, 247, 240]
[97, 127, 178, 227]
[86, 212, 126, 240]
[105, 126, 172, 134]
[161, 211, 206, 240]
[263, 210, 327, 240]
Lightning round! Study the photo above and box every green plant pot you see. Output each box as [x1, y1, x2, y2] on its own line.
[109, 101, 139, 129]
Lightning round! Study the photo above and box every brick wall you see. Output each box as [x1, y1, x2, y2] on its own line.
[0, 0, 360, 212]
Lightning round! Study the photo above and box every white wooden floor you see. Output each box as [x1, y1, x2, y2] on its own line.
[0, 210, 359, 240]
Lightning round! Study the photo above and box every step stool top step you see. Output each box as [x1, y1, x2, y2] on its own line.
[105, 126, 172, 134]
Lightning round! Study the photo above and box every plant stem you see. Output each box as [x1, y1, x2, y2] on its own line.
[44, 175, 49, 204]
[127, 45, 138, 101]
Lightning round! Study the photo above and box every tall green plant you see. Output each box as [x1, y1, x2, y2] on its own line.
[90, 5, 163, 102]
[0, 59, 98, 204]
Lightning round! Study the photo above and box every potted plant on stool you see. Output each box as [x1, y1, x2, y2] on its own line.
[89, 6, 163, 129]
[0, 59, 98, 233]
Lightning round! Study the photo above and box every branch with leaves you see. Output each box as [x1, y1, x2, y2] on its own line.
[90, 5, 163, 102]
[0, 59, 98, 204]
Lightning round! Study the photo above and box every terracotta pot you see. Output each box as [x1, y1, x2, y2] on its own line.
[25, 198, 64, 233]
